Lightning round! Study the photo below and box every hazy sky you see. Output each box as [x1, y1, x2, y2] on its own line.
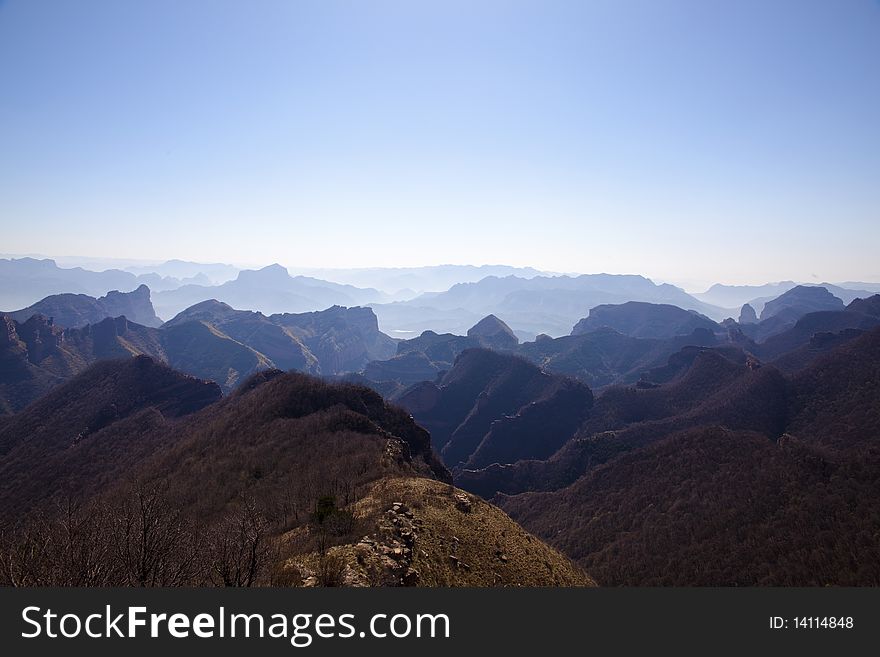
[1, 0, 878, 287]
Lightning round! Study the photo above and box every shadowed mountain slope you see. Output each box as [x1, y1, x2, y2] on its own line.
[753, 294, 880, 362]
[491, 329, 880, 585]
[457, 346, 778, 498]
[0, 361, 591, 587]
[1, 301, 398, 413]
[397, 349, 593, 469]
[516, 326, 720, 389]
[165, 300, 317, 372]
[0, 356, 221, 516]
[750, 286, 845, 340]
[0, 313, 270, 411]
[270, 305, 397, 374]
[501, 426, 880, 585]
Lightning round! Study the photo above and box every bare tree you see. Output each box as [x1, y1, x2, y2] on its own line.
[0, 499, 117, 586]
[205, 497, 274, 587]
[106, 486, 201, 586]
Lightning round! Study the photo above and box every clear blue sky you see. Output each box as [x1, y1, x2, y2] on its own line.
[1, 0, 878, 287]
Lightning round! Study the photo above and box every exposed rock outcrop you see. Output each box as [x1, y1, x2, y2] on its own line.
[739, 303, 758, 324]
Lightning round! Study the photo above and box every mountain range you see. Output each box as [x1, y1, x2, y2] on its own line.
[122, 259, 240, 285]
[370, 273, 729, 339]
[359, 288, 880, 394]
[0, 258, 209, 310]
[0, 290, 396, 414]
[6, 255, 877, 340]
[694, 280, 878, 314]
[397, 348, 593, 470]
[151, 264, 389, 320]
[6, 284, 161, 329]
[3, 263, 880, 586]
[286, 264, 552, 296]
[494, 328, 880, 585]
[0, 358, 592, 587]
[571, 301, 718, 339]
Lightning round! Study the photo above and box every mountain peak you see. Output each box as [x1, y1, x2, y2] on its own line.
[467, 314, 519, 348]
[468, 314, 515, 338]
[847, 294, 880, 318]
[760, 285, 844, 321]
[7, 286, 161, 329]
[236, 263, 291, 285]
[571, 301, 718, 339]
[739, 303, 758, 324]
[164, 299, 238, 327]
[105, 283, 151, 301]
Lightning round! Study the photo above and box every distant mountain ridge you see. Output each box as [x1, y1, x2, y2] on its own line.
[163, 300, 318, 372]
[361, 309, 725, 393]
[1, 292, 398, 413]
[358, 294, 880, 402]
[123, 259, 240, 285]
[571, 301, 719, 339]
[269, 305, 397, 374]
[0, 257, 212, 310]
[751, 294, 880, 364]
[361, 315, 521, 391]
[695, 280, 875, 314]
[760, 285, 844, 321]
[6, 284, 161, 328]
[153, 263, 388, 320]
[286, 264, 552, 295]
[371, 272, 729, 339]
[0, 313, 270, 412]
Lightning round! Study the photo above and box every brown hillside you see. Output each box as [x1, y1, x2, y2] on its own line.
[0, 361, 589, 587]
[284, 477, 593, 587]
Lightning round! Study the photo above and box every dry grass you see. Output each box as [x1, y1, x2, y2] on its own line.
[285, 477, 596, 587]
